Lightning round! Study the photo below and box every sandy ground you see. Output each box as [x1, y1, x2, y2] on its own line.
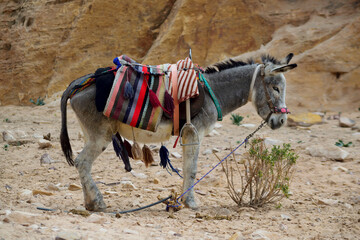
[0, 100, 359, 240]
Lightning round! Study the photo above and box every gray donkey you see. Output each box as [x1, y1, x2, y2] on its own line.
[60, 53, 297, 211]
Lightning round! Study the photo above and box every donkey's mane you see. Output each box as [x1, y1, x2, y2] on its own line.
[204, 54, 281, 74]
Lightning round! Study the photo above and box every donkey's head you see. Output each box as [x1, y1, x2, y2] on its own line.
[251, 53, 297, 129]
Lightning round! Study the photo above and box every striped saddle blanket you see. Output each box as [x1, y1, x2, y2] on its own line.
[103, 55, 199, 132]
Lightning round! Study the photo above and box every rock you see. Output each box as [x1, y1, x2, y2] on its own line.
[229, 232, 245, 240]
[279, 223, 288, 231]
[281, 214, 292, 221]
[40, 153, 56, 164]
[38, 139, 52, 149]
[306, 145, 349, 161]
[241, 123, 256, 128]
[68, 183, 82, 191]
[264, 138, 282, 146]
[317, 198, 339, 205]
[332, 166, 349, 172]
[214, 123, 223, 129]
[87, 214, 107, 224]
[2, 131, 15, 141]
[21, 189, 33, 196]
[153, 178, 159, 184]
[206, 129, 220, 137]
[202, 149, 212, 155]
[339, 117, 356, 128]
[130, 171, 148, 179]
[56, 231, 82, 240]
[287, 113, 323, 127]
[46, 183, 60, 191]
[32, 189, 54, 196]
[121, 181, 137, 190]
[212, 148, 221, 153]
[123, 229, 139, 235]
[251, 229, 281, 240]
[104, 190, 117, 195]
[8, 211, 40, 226]
[171, 152, 182, 159]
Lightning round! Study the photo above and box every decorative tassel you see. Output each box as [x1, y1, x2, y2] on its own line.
[149, 89, 161, 108]
[159, 145, 170, 169]
[159, 145, 183, 178]
[131, 142, 143, 160]
[163, 90, 174, 117]
[124, 81, 134, 99]
[112, 134, 132, 172]
[142, 145, 154, 167]
[124, 139, 133, 159]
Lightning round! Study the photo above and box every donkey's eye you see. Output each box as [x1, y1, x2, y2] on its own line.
[273, 87, 280, 93]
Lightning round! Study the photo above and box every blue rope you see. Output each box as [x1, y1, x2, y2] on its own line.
[167, 138, 248, 208]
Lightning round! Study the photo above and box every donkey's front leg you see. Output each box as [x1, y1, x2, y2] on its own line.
[181, 124, 200, 209]
[75, 142, 107, 211]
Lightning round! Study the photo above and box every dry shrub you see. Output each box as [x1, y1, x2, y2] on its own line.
[217, 138, 298, 207]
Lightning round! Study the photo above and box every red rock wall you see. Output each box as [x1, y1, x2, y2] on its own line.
[1, 0, 359, 111]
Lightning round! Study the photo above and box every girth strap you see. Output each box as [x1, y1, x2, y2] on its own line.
[198, 72, 222, 121]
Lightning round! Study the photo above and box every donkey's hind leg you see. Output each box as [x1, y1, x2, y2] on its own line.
[74, 134, 111, 211]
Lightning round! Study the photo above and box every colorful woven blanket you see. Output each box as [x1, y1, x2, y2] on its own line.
[104, 55, 200, 132]
[103, 58, 167, 132]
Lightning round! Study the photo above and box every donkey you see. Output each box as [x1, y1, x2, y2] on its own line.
[60, 53, 297, 211]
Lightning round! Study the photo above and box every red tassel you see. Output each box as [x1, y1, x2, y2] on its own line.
[164, 91, 174, 118]
[149, 89, 161, 108]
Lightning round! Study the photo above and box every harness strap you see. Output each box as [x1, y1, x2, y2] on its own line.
[171, 65, 180, 135]
[248, 64, 263, 102]
[198, 72, 222, 121]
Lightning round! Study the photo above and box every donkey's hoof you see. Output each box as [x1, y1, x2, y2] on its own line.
[85, 200, 107, 212]
[183, 198, 198, 210]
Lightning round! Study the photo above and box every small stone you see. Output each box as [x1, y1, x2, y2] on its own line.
[153, 178, 159, 184]
[339, 117, 356, 128]
[281, 214, 292, 221]
[317, 198, 339, 205]
[68, 183, 82, 191]
[214, 123, 223, 128]
[87, 214, 107, 224]
[56, 231, 82, 240]
[344, 203, 353, 209]
[332, 166, 349, 172]
[2, 131, 15, 141]
[212, 148, 220, 153]
[306, 145, 349, 161]
[121, 181, 137, 190]
[229, 232, 245, 240]
[104, 190, 117, 195]
[195, 190, 206, 195]
[130, 171, 148, 179]
[241, 123, 256, 128]
[171, 152, 182, 159]
[251, 229, 280, 240]
[123, 228, 139, 234]
[8, 211, 40, 225]
[46, 183, 60, 191]
[38, 139, 52, 149]
[40, 153, 56, 164]
[264, 138, 282, 146]
[21, 189, 33, 196]
[3, 217, 10, 223]
[287, 112, 323, 127]
[202, 149, 212, 155]
[279, 223, 288, 231]
[32, 189, 54, 196]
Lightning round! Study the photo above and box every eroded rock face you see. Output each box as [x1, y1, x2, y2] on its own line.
[1, 0, 359, 111]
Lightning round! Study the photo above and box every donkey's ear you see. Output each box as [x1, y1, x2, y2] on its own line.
[280, 53, 294, 65]
[271, 63, 297, 74]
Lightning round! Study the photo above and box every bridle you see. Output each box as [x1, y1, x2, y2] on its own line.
[248, 64, 291, 122]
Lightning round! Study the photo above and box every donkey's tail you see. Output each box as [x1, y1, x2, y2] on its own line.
[60, 74, 93, 166]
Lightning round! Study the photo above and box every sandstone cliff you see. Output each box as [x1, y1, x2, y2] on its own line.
[1, 0, 359, 111]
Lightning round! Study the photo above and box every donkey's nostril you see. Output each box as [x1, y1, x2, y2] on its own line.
[280, 118, 284, 124]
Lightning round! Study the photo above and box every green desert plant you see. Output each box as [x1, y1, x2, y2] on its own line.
[30, 97, 45, 106]
[335, 139, 352, 147]
[230, 113, 244, 126]
[218, 138, 298, 207]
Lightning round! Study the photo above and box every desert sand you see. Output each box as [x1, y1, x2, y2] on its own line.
[0, 100, 359, 240]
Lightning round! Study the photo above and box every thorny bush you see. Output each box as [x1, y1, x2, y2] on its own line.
[218, 138, 298, 207]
